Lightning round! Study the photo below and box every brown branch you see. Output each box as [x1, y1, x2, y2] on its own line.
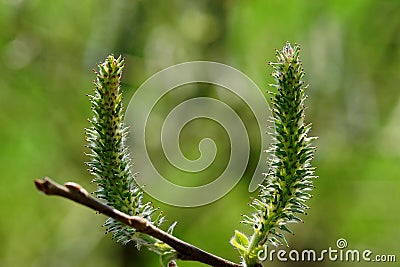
[34, 177, 242, 267]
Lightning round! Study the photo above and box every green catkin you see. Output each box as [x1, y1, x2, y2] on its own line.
[86, 55, 177, 266]
[230, 43, 317, 267]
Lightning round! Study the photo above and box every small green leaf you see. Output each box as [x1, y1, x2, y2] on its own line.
[230, 230, 250, 255]
[160, 251, 178, 267]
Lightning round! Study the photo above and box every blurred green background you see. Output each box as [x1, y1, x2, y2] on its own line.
[0, 0, 399, 266]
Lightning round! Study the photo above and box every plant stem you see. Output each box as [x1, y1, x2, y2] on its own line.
[34, 177, 241, 267]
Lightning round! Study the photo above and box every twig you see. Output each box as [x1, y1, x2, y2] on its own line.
[34, 177, 241, 267]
